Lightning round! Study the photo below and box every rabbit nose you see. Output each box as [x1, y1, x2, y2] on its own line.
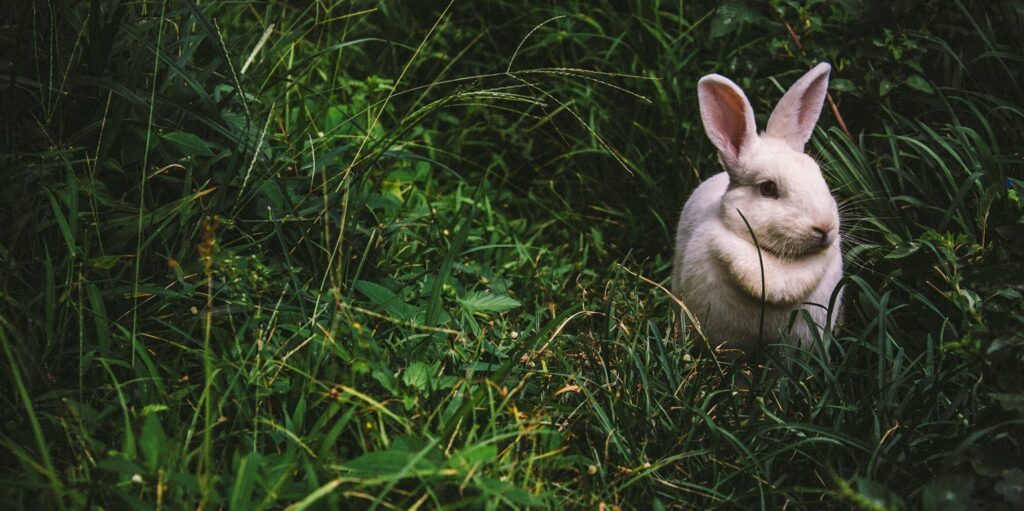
[813, 223, 835, 245]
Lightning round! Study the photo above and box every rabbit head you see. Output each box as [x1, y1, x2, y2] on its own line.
[698, 63, 838, 260]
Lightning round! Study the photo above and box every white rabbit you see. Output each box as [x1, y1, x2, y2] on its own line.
[672, 63, 843, 351]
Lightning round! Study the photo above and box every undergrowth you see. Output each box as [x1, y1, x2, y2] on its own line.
[1, 1, 1022, 509]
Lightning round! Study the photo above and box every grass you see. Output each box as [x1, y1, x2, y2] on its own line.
[1, 0, 1023, 509]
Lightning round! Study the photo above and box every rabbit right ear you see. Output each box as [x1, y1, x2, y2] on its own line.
[765, 63, 831, 152]
[698, 74, 757, 170]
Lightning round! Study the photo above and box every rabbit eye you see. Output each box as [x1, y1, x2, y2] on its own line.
[759, 180, 779, 198]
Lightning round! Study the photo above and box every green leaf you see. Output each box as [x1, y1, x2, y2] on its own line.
[372, 365, 398, 395]
[476, 476, 544, 506]
[139, 414, 166, 470]
[831, 78, 857, 92]
[162, 131, 214, 157]
[879, 78, 895, 96]
[451, 443, 497, 467]
[850, 477, 906, 511]
[402, 362, 434, 391]
[341, 437, 440, 478]
[96, 458, 146, 476]
[89, 255, 127, 270]
[990, 393, 1024, 413]
[140, 404, 169, 417]
[885, 240, 921, 259]
[230, 453, 261, 511]
[458, 291, 521, 312]
[354, 280, 398, 304]
[710, 0, 761, 38]
[905, 74, 934, 94]
[343, 450, 415, 477]
[922, 475, 973, 511]
[354, 280, 419, 320]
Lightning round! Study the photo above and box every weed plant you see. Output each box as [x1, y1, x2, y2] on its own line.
[1, 1, 1022, 509]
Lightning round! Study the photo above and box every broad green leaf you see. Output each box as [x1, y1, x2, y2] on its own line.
[458, 291, 521, 312]
[230, 453, 262, 511]
[354, 280, 419, 320]
[451, 443, 497, 466]
[476, 476, 544, 506]
[884, 240, 921, 259]
[830, 78, 856, 92]
[990, 393, 1024, 413]
[162, 131, 214, 157]
[139, 414, 166, 470]
[356, 280, 395, 303]
[879, 78, 895, 96]
[372, 365, 398, 395]
[402, 361, 433, 391]
[341, 437, 439, 478]
[709, 0, 761, 38]
[906, 74, 934, 94]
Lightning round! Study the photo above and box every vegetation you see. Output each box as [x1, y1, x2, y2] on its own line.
[2, 0, 1022, 509]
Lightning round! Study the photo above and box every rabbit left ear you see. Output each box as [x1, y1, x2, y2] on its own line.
[697, 73, 757, 171]
[765, 63, 831, 152]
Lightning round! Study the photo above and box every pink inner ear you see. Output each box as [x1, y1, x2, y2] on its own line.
[766, 63, 831, 151]
[706, 82, 749, 158]
[798, 74, 829, 128]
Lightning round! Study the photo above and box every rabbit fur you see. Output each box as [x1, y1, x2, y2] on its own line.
[672, 63, 843, 351]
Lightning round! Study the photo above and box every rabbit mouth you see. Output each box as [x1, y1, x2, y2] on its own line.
[759, 235, 833, 260]
[797, 234, 836, 256]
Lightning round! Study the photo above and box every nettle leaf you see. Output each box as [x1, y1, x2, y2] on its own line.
[162, 131, 214, 157]
[458, 291, 521, 313]
[403, 361, 435, 391]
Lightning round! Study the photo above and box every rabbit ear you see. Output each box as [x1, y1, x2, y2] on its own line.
[698, 74, 757, 169]
[765, 62, 831, 152]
